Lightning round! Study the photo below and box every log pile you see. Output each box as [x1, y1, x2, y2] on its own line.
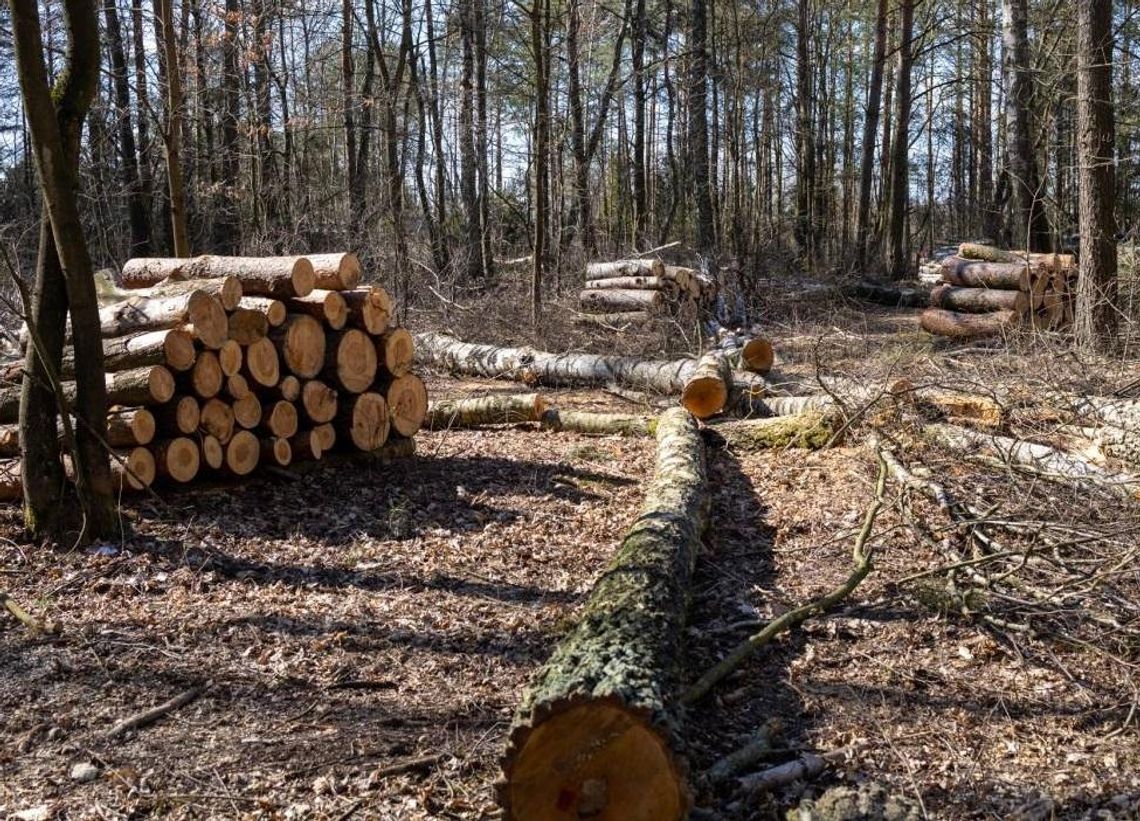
[920, 243, 1077, 339]
[0, 252, 425, 498]
[577, 259, 715, 326]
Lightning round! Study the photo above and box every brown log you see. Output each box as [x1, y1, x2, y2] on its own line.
[272, 314, 327, 378]
[232, 392, 262, 430]
[378, 328, 414, 377]
[140, 276, 243, 310]
[342, 287, 391, 334]
[0, 406, 156, 457]
[585, 259, 665, 280]
[199, 398, 236, 443]
[584, 276, 678, 292]
[223, 429, 260, 475]
[98, 290, 228, 349]
[218, 340, 243, 376]
[307, 252, 363, 291]
[732, 337, 775, 374]
[290, 429, 323, 461]
[200, 434, 224, 469]
[153, 437, 200, 483]
[957, 243, 1022, 263]
[272, 374, 302, 403]
[113, 446, 156, 490]
[382, 374, 428, 438]
[929, 284, 1029, 314]
[336, 392, 389, 450]
[289, 289, 348, 330]
[227, 308, 270, 345]
[121, 255, 315, 298]
[300, 380, 339, 424]
[261, 400, 299, 439]
[242, 336, 281, 388]
[225, 373, 251, 400]
[156, 395, 201, 435]
[183, 350, 223, 398]
[101, 328, 197, 373]
[261, 437, 292, 467]
[940, 256, 1035, 290]
[578, 288, 664, 313]
[681, 351, 731, 418]
[920, 308, 1020, 339]
[314, 423, 336, 452]
[324, 328, 378, 393]
[238, 296, 287, 327]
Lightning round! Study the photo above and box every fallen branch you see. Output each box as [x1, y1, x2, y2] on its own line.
[706, 719, 782, 785]
[106, 680, 212, 738]
[1, 590, 57, 634]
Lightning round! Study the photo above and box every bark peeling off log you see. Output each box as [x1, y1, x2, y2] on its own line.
[499, 408, 706, 820]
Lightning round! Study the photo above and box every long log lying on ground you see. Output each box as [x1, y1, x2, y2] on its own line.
[584, 276, 677, 292]
[539, 409, 656, 436]
[414, 333, 767, 398]
[929, 284, 1029, 314]
[0, 366, 175, 424]
[579, 288, 663, 313]
[498, 408, 706, 820]
[706, 411, 837, 451]
[307, 252, 363, 291]
[585, 258, 665, 280]
[939, 256, 1033, 290]
[121, 255, 315, 298]
[426, 394, 548, 429]
[573, 311, 655, 327]
[920, 308, 1020, 340]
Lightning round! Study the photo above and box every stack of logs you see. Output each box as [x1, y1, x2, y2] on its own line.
[577, 259, 714, 326]
[0, 252, 426, 497]
[921, 243, 1077, 339]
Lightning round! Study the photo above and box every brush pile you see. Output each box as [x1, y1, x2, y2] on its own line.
[0, 252, 425, 498]
[577, 259, 715, 326]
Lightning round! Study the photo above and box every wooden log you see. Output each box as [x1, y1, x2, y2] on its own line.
[199, 398, 235, 443]
[929, 284, 1029, 314]
[261, 400, 299, 439]
[336, 392, 389, 451]
[342, 287, 390, 334]
[183, 350, 223, 398]
[426, 393, 547, 429]
[200, 434, 224, 469]
[156, 395, 201, 435]
[0, 366, 176, 424]
[238, 296, 287, 327]
[377, 328, 414, 377]
[223, 429, 260, 475]
[324, 328, 378, 393]
[939, 256, 1035, 290]
[98, 290, 228, 349]
[707, 411, 836, 451]
[414, 333, 768, 398]
[272, 314, 326, 378]
[313, 422, 336, 452]
[242, 336, 280, 388]
[113, 446, 156, 490]
[6, 327, 197, 382]
[289, 289, 348, 330]
[728, 337, 775, 374]
[232, 392, 262, 430]
[579, 288, 664, 313]
[270, 374, 302, 403]
[300, 380, 338, 423]
[583, 276, 678, 292]
[662, 265, 695, 291]
[382, 374, 428, 438]
[140, 276, 243, 311]
[845, 280, 931, 308]
[227, 308, 269, 345]
[261, 437, 292, 467]
[307, 252, 363, 291]
[0, 406, 156, 457]
[218, 340, 243, 377]
[498, 408, 705, 820]
[121, 255, 315, 298]
[958, 243, 1022, 263]
[920, 308, 1020, 340]
[225, 373, 251, 400]
[574, 311, 655, 327]
[539, 409, 656, 436]
[584, 258, 665, 280]
[290, 429, 323, 461]
[681, 351, 731, 418]
[153, 437, 200, 483]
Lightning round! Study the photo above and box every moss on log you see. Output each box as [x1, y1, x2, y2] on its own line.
[539, 409, 657, 437]
[707, 411, 837, 451]
[499, 408, 706, 820]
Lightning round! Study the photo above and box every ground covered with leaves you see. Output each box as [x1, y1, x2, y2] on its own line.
[3, 291, 1140, 819]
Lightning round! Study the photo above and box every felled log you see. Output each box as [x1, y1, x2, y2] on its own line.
[261, 437, 292, 467]
[199, 398, 236, 444]
[378, 328, 414, 377]
[414, 333, 767, 398]
[381, 374, 428, 438]
[274, 375, 301, 403]
[498, 408, 706, 820]
[261, 400, 299, 439]
[9, 328, 197, 381]
[223, 430, 260, 475]
[307, 252, 363, 291]
[314, 423, 336, 452]
[706, 411, 836, 451]
[939, 256, 1036, 291]
[141, 276, 243, 311]
[98, 290, 228, 349]
[289, 289, 348, 330]
[0, 366, 175, 424]
[845, 280, 931, 308]
[539, 409, 656, 436]
[342, 287, 391, 335]
[238, 296, 287, 327]
[290, 429, 323, 461]
[121, 255, 315, 298]
[584, 276, 677, 292]
[272, 315, 327, 378]
[242, 337, 280, 388]
[929, 284, 1029, 314]
[324, 329, 378, 393]
[958, 243, 1022, 263]
[681, 351, 731, 418]
[726, 337, 774, 375]
[920, 308, 1020, 340]
[153, 437, 200, 483]
[573, 311, 655, 327]
[0, 446, 156, 498]
[579, 288, 663, 313]
[156, 395, 200, 436]
[300, 380, 338, 424]
[200, 434, 224, 469]
[585, 258, 665, 280]
[0, 406, 156, 457]
[426, 393, 547, 429]
[336, 392, 390, 450]
[227, 309, 270, 345]
[182, 350, 223, 398]
[231, 392, 262, 430]
[218, 340, 243, 377]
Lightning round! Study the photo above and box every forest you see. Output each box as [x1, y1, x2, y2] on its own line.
[1, 0, 1140, 818]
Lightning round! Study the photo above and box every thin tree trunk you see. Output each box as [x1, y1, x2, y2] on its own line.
[887, 0, 917, 279]
[154, 0, 190, 256]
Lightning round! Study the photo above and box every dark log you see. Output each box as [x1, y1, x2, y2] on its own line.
[920, 308, 1020, 339]
[929, 284, 1029, 314]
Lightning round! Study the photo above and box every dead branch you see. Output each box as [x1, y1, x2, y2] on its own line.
[1, 590, 57, 634]
[706, 719, 782, 785]
[106, 679, 212, 738]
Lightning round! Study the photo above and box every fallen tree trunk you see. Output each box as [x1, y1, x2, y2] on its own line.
[138, 276, 243, 311]
[723, 337, 774, 375]
[585, 258, 665, 280]
[681, 351, 731, 418]
[498, 408, 706, 820]
[7, 328, 197, 380]
[939, 256, 1033, 290]
[289, 289, 348, 330]
[121, 255, 315, 298]
[584, 276, 677, 292]
[706, 411, 837, 451]
[0, 366, 175, 424]
[958, 243, 1023, 263]
[238, 296, 287, 327]
[539, 409, 656, 436]
[0, 407, 156, 457]
[920, 308, 1020, 339]
[578, 288, 664, 313]
[426, 393, 547, 429]
[929, 285, 1029, 314]
[97, 290, 228, 349]
[307, 252, 362, 291]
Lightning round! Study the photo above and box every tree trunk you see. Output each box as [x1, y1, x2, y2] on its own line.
[920, 308, 1021, 339]
[708, 411, 836, 451]
[930, 285, 1029, 314]
[154, 0, 190, 256]
[887, 0, 916, 279]
[324, 329, 378, 393]
[426, 394, 548, 429]
[272, 315, 327, 379]
[336, 392, 390, 450]
[121, 255, 315, 298]
[307, 253, 363, 291]
[1, 366, 176, 424]
[688, 0, 716, 265]
[578, 289, 664, 313]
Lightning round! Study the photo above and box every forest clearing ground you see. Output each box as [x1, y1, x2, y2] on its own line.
[2, 294, 1140, 818]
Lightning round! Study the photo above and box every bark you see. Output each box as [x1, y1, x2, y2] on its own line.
[855, 0, 888, 269]
[307, 252, 363, 291]
[155, 395, 200, 435]
[141, 276, 244, 311]
[3, 367, 176, 424]
[498, 408, 705, 820]
[153, 0, 190, 256]
[574, 312, 656, 327]
[289, 290, 348, 330]
[585, 259, 666, 280]
[886, 0, 916, 279]
[688, 0, 715, 263]
[920, 308, 1021, 339]
[217, 0, 241, 253]
[958, 242, 1021, 263]
[121, 256, 315, 298]
[290, 429, 323, 461]
[342, 287, 391, 335]
[707, 411, 836, 451]
[940, 257, 1035, 290]
[929, 285, 1029, 314]
[426, 394, 548, 429]
[97, 291, 227, 349]
[584, 277, 678, 292]
[539, 409, 657, 437]
[0, 408, 156, 457]
[578, 289, 664, 313]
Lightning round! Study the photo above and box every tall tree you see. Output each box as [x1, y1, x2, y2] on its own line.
[887, 0, 917, 278]
[1074, 0, 1117, 350]
[154, 0, 190, 256]
[688, 0, 716, 266]
[855, 0, 888, 269]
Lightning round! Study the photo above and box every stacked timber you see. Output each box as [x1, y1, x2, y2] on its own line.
[921, 243, 1076, 339]
[578, 259, 715, 326]
[0, 252, 425, 499]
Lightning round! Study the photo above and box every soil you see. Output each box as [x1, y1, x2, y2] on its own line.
[2, 291, 1139, 819]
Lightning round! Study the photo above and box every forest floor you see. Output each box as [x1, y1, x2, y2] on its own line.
[2, 285, 1140, 820]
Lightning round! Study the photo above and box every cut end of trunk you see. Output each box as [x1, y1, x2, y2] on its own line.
[156, 437, 200, 483]
[379, 328, 414, 377]
[244, 337, 281, 388]
[920, 308, 1020, 340]
[232, 393, 263, 429]
[163, 328, 197, 371]
[189, 351, 223, 398]
[290, 429, 323, 461]
[328, 329, 379, 393]
[262, 436, 293, 467]
[386, 374, 428, 438]
[501, 702, 686, 821]
[225, 429, 260, 475]
[228, 308, 270, 345]
[343, 287, 390, 334]
[186, 291, 228, 349]
[116, 446, 157, 490]
[263, 400, 300, 439]
[110, 407, 156, 445]
[277, 315, 327, 378]
[309, 252, 363, 290]
[681, 377, 728, 418]
[340, 392, 390, 450]
[218, 340, 243, 376]
[226, 373, 251, 400]
[200, 397, 236, 443]
[739, 338, 774, 374]
[278, 374, 301, 402]
[291, 258, 316, 298]
[302, 380, 339, 423]
[314, 423, 336, 452]
[201, 434, 224, 469]
[163, 395, 201, 435]
[148, 365, 176, 404]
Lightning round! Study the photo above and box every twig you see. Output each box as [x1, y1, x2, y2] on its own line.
[105, 680, 212, 738]
[683, 452, 886, 704]
[1, 590, 57, 634]
[706, 719, 782, 784]
[738, 745, 859, 795]
[369, 752, 446, 779]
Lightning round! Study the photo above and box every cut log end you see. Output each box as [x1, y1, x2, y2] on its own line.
[308, 252, 363, 291]
[386, 374, 428, 438]
[148, 365, 176, 404]
[343, 287, 390, 334]
[116, 446, 157, 490]
[200, 434, 224, 469]
[261, 437, 293, 467]
[188, 351, 223, 398]
[501, 702, 685, 821]
[263, 400, 300, 439]
[244, 336, 281, 388]
[218, 340, 243, 376]
[163, 328, 197, 371]
[160, 395, 201, 435]
[340, 392, 390, 450]
[276, 315, 327, 378]
[380, 328, 414, 377]
[739, 338, 774, 374]
[232, 393, 263, 430]
[155, 437, 200, 483]
[225, 430, 261, 475]
[681, 377, 728, 419]
[186, 291, 228, 349]
[302, 380, 339, 423]
[200, 398, 236, 443]
[314, 423, 336, 452]
[328, 329, 378, 393]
